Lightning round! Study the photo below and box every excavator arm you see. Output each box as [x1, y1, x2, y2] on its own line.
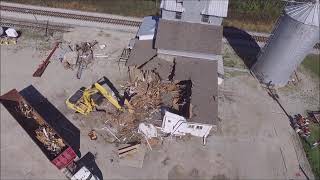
[93, 83, 122, 110]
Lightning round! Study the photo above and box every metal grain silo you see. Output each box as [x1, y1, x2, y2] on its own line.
[251, 0, 319, 86]
[0, 27, 3, 36]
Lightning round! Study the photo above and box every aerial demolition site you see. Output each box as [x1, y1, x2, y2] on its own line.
[0, 0, 319, 179]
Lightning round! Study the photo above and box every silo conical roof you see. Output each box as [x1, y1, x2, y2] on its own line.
[285, 0, 319, 27]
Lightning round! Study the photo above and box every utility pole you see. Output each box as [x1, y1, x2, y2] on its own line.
[45, 20, 49, 36]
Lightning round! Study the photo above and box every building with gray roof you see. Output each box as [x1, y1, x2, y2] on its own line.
[160, 0, 229, 25]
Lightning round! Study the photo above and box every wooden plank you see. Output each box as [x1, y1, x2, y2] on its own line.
[118, 144, 140, 154]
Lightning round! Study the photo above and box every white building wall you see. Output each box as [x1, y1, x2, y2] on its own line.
[162, 111, 212, 138]
[160, 0, 228, 26]
[161, 10, 176, 21]
[209, 16, 223, 25]
[157, 49, 221, 61]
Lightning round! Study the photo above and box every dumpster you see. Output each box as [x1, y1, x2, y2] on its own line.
[0, 89, 76, 169]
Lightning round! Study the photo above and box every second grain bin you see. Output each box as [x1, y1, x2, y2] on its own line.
[251, 0, 319, 86]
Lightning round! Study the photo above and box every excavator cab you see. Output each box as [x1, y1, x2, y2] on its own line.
[66, 77, 127, 115]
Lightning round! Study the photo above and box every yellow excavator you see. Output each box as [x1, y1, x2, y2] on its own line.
[66, 77, 133, 115]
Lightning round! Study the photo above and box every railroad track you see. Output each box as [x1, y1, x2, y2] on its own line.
[1, 18, 70, 32]
[1, 4, 319, 49]
[0, 5, 141, 27]
[252, 35, 319, 49]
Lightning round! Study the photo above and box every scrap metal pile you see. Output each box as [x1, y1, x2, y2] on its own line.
[35, 125, 66, 155]
[61, 40, 98, 79]
[292, 114, 311, 138]
[32, 40, 101, 78]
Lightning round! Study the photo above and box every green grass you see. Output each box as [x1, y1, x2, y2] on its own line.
[226, 0, 285, 32]
[302, 55, 320, 78]
[301, 123, 320, 178]
[5, 0, 161, 17]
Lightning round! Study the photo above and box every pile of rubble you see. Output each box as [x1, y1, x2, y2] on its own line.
[124, 80, 181, 119]
[93, 79, 182, 143]
[60, 40, 98, 79]
[35, 125, 66, 155]
[32, 40, 107, 78]
[80, 77, 188, 148]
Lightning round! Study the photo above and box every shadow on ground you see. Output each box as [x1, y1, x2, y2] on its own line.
[223, 26, 261, 68]
[76, 152, 103, 180]
[20, 85, 81, 157]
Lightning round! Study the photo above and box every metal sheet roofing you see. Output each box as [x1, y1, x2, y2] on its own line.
[155, 19, 223, 55]
[202, 0, 229, 17]
[160, 0, 184, 12]
[136, 16, 158, 40]
[285, 0, 319, 27]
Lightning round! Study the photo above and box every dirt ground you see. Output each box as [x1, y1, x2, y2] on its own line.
[1, 27, 317, 179]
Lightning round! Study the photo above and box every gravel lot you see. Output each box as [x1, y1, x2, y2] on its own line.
[1, 27, 316, 179]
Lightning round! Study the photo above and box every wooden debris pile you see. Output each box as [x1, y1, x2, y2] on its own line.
[105, 112, 141, 143]
[35, 125, 66, 155]
[126, 80, 180, 119]
[17, 100, 35, 119]
[97, 79, 183, 144]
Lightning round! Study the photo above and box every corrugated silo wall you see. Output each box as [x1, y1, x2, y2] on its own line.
[251, 14, 319, 86]
[0, 27, 3, 36]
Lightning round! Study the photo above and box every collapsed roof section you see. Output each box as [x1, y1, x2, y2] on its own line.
[174, 57, 218, 125]
[126, 38, 224, 78]
[155, 19, 223, 56]
[126, 41, 219, 125]
[126, 15, 223, 126]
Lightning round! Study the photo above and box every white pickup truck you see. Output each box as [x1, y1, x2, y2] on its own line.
[71, 166, 100, 180]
